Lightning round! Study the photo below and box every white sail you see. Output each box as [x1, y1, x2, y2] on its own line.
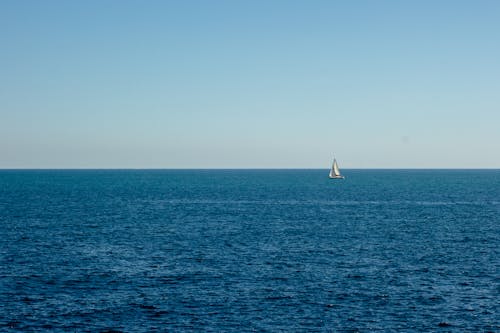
[333, 159, 341, 176]
[329, 161, 336, 177]
[329, 157, 344, 179]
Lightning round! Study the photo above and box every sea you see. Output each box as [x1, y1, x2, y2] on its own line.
[0, 169, 499, 332]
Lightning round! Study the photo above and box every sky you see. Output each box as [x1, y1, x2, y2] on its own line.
[1, 0, 499, 168]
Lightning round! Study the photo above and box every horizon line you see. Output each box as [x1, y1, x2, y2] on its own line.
[1, 167, 499, 171]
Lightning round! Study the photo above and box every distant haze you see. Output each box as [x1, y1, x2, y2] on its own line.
[1, 1, 499, 168]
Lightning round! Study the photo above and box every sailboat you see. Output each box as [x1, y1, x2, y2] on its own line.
[329, 158, 345, 179]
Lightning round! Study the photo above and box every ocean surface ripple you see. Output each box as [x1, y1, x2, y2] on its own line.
[1, 169, 499, 332]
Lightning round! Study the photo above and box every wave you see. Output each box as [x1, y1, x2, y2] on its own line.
[142, 199, 499, 206]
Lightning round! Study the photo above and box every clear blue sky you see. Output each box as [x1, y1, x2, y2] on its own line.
[1, 0, 499, 168]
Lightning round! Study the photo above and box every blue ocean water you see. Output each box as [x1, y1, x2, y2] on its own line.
[0, 169, 499, 332]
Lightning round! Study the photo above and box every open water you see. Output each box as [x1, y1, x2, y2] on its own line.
[0, 169, 499, 332]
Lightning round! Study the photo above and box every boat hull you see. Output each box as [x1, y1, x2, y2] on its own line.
[329, 175, 345, 179]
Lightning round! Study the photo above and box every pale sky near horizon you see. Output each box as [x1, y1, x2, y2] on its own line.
[1, 1, 499, 168]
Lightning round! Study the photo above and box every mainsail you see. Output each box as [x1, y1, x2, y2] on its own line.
[329, 158, 344, 179]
